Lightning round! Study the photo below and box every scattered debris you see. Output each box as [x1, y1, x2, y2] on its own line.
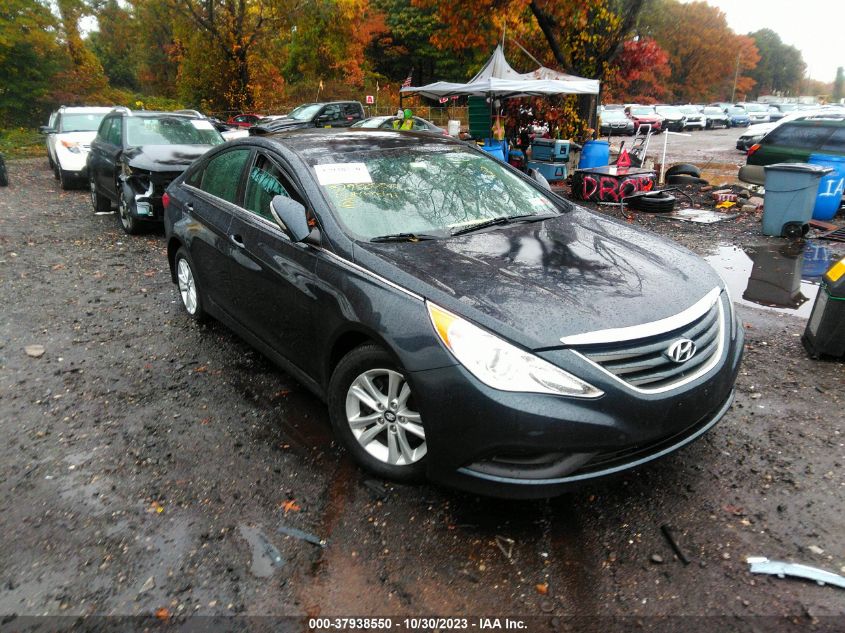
[138, 576, 155, 596]
[277, 524, 326, 547]
[24, 345, 45, 358]
[661, 209, 740, 224]
[660, 524, 691, 565]
[362, 479, 388, 500]
[747, 557, 845, 589]
[154, 607, 170, 621]
[650, 554, 664, 564]
[495, 535, 515, 560]
[281, 499, 301, 514]
[807, 545, 825, 555]
[535, 582, 549, 595]
[816, 226, 845, 243]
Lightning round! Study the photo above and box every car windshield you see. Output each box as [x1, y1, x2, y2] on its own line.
[353, 118, 388, 129]
[287, 104, 322, 121]
[680, 106, 700, 115]
[602, 110, 627, 120]
[125, 117, 224, 146]
[60, 113, 106, 132]
[656, 106, 682, 117]
[743, 103, 767, 112]
[727, 107, 746, 115]
[631, 106, 656, 115]
[311, 146, 563, 240]
[703, 107, 723, 115]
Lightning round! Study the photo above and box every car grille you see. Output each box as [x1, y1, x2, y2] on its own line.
[577, 296, 725, 391]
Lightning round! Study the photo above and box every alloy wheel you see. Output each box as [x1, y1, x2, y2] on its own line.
[118, 193, 132, 231]
[89, 180, 97, 209]
[344, 368, 426, 466]
[176, 258, 198, 315]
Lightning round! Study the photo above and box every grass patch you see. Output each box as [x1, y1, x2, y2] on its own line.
[0, 128, 45, 159]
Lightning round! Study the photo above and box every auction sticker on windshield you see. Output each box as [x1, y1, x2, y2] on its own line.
[314, 163, 373, 186]
[190, 119, 215, 130]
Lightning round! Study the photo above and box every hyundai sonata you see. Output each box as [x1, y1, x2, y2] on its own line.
[163, 129, 743, 498]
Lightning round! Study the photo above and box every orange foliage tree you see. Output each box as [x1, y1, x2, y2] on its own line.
[640, 0, 759, 102]
[603, 37, 671, 103]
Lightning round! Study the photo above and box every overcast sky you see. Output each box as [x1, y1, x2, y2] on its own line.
[687, 0, 844, 82]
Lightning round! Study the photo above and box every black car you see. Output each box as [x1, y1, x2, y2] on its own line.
[250, 101, 365, 135]
[701, 106, 730, 129]
[87, 108, 224, 234]
[163, 129, 743, 498]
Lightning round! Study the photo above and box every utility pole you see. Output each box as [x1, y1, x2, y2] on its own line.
[731, 51, 741, 102]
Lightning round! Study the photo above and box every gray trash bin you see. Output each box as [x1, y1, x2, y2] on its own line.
[762, 163, 833, 237]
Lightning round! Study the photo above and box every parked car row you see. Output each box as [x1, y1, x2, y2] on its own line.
[599, 102, 818, 137]
[38, 101, 745, 497]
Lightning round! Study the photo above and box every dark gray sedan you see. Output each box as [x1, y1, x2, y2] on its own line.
[163, 129, 743, 498]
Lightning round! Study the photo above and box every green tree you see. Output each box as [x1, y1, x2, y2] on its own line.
[0, 0, 66, 125]
[89, 0, 140, 90]
[747, 28, 804, 97]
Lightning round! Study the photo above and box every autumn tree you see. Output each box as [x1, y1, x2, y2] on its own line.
[640, 0, 758, 102]
[166, 0, 289, 110]
[603, 37, 670, 103]
[54, 0, 110, 103]
[747, 28, 804, 97]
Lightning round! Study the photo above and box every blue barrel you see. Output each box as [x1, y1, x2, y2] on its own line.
[808, 153, 845, 220]
[578, 140, 610, 169]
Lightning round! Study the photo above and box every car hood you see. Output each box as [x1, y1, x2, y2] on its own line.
[632, 115, 661, 122]
[354, 207, 723, 350]
[123, 145, 215, 172]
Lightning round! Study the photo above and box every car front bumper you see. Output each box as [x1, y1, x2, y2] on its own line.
[411, 324, 744, 498]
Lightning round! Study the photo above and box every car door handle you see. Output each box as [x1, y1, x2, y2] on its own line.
[185, 202, 194, 212]
[229, 234, 245, 248]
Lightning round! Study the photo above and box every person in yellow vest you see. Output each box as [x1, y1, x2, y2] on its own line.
[392, 109, 415, 131]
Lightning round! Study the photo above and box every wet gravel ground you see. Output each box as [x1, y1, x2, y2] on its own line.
[1, 158, 844, 628]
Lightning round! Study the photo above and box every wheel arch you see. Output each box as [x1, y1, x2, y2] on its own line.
[325, 325, 399, 387]
[167, 237, 184, 283]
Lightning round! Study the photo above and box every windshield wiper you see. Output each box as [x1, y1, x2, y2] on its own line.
[449, 213, 556, 236]
[369, 232, 442, 243]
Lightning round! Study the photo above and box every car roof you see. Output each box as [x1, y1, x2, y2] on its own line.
[57, 106, 113, 114]
[255, 128, 460, 160]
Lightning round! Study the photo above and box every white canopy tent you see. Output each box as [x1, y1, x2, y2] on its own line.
[400, 45, 600, 99]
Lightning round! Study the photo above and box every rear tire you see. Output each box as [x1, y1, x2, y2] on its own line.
[174, 247, 205, 321]
[328, 344, 427, 483]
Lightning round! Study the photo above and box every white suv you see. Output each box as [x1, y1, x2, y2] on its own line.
[41, 107, 112, 189]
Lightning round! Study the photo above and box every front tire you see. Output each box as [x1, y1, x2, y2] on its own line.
[174, 247, 205, 321]
[328, 344, 427, 482]
[59, 168, 75, 190]
[118, 187, 141, 235]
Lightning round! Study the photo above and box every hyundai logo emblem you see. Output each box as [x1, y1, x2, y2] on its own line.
[666, 338, 696, 363]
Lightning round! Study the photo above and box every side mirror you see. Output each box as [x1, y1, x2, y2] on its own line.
[39, 126, 55, 134]
[529, 168, 551, 191]
[270, 195, 310, 242]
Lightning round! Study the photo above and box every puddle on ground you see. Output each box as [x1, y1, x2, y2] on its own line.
[238, 525, 285, 578]
[705, 241, 835, 319]
[697, 162, 744, 186]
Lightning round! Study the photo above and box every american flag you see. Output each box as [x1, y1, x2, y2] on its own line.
[401, 69, 413, 88]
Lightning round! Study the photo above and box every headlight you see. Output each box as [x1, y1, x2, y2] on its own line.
[427, 302, 603, 398]
[60, 140, 82, 154]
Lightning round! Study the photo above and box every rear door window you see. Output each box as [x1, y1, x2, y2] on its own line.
[764, 124, 836, 150]
[107, 118, 123, 146]
[199, 148, 251, 204]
